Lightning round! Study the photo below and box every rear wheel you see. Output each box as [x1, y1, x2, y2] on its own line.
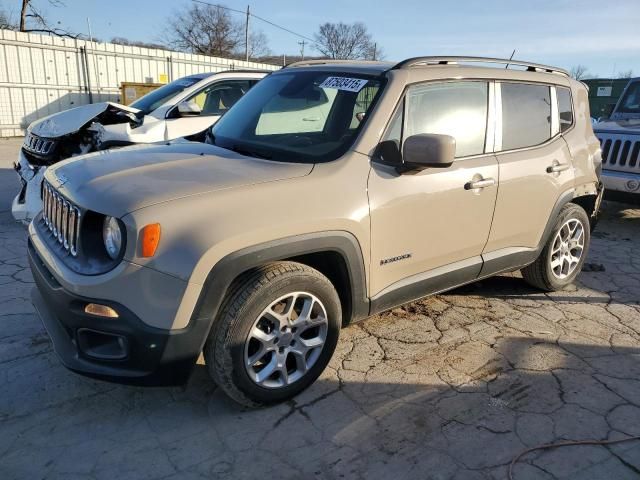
[521, 203, 590, 291]
[204, 262, 341, 407]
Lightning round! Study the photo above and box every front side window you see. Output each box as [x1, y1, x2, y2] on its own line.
[190, 80, 254, 116]
[501, 83, 551, 150]
[211, 71, 385, 163]
[405, 81, 488, 158]
[557, 87, 574, 133]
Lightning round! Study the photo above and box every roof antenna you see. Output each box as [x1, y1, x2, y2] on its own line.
[505, 49, 516, 69]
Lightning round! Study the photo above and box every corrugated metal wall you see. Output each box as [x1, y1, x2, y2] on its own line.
[0, 29, 280, 137]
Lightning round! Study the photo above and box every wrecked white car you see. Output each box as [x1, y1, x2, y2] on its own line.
[12, 70, 268, 223]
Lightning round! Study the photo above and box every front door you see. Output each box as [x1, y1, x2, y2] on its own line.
[368, 80, 498, 308]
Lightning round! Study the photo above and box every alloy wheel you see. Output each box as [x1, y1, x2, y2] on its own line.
[244, 292, 328, 389]
[550, 218, 585, 279]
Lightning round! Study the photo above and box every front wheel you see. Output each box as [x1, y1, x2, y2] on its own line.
[521, 203, 591, 291]
[204, 262, 341, 407]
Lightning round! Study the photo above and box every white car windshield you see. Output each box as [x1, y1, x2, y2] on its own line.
[618, 82, 640, 115]
[211, 71, 385, 163]
[130, 75, 207, 114]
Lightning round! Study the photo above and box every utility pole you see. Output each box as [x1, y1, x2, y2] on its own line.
[20, 0, 30, 31]
[245, 5, 250, 62]
[372, 43, 377, 61]
[298, 40, 306, 60]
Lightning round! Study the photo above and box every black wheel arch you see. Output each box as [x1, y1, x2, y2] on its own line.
[190, 231, 369, 351]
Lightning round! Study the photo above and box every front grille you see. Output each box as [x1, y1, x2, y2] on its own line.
[42, 180, 81, 256]
[23, 133, 57, 156]
[597, 133, 640, 173]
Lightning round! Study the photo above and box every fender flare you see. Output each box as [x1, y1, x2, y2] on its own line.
[189, 231, 369, 346]
[538, 188, 576, 250]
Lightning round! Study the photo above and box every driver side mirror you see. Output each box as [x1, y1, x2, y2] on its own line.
[177, 100, 202, 116]
[400, 134, 455, 172]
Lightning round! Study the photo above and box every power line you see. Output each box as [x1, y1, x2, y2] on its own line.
[191, 1, 321, 48]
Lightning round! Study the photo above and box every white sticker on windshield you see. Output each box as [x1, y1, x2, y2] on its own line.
[319, 77, 368, 93]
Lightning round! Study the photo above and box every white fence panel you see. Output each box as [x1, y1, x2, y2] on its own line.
[0, 29, 279, 137]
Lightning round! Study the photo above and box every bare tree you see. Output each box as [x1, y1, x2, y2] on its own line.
[617, 70, 633, 79]
[314, 22, 379, 60]
[166, 4, 270, 59]
[570, 65, 589, 80]
[363, 42, 384, 61]
[0, 6, 17, 29]
[241, 30, 271, 59]
[167, 4, 243, 57]
[18, 0, 82, 38]
[111, 37, 167, 50]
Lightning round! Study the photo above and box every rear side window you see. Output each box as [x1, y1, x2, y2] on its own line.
[405, 81, 488, 158]
[557, 87, 573, 132]
[501, 83, 551, 150]
[350, 85, 380, 128]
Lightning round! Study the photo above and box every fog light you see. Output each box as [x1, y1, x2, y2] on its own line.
[84, 303, 119, 318]
[626, 180, 639, 192]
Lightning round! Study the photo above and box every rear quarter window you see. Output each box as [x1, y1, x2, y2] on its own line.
[501, 83, 551, 150]
[557, 87, 574, 132]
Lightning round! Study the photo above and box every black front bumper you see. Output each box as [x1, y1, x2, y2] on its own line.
[29, 239, 206, 386]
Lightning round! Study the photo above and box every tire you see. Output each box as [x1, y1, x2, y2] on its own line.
[203, 261, 341, 407]
[521, 203, 591, 291]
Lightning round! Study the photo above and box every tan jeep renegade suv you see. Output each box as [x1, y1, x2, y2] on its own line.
[29, 57, 603, 406]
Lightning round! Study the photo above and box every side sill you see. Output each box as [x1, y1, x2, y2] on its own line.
[480, 247, 539, 278]
[369, 256, 482, 316]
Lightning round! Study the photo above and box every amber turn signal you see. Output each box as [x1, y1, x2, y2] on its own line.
[141, 223, 161, 257]
[85, 303, 119, 318]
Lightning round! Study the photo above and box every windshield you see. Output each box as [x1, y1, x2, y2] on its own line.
[130, 75, 205, 114]
[617, 81, 640, 115]
[210, 71, 385, 163]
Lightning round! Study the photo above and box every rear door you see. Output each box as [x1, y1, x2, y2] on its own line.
[368, 80, 499, 302]
[482, 82, 575, 269]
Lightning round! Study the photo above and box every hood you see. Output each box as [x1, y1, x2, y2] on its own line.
[30, 102, 141, 138]
[594, 118, 640, 135]
[46, 142, 314, 217]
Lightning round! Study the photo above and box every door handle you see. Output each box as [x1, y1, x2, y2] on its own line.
[465, 178, 496, 190]
[546, 162, 570, 173]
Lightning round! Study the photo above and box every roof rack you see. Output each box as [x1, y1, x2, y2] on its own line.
[391, 56, 569, 76]
[216, 69, 275, 74]
[284, 59, 389, 68]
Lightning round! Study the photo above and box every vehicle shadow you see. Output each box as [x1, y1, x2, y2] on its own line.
[446, 198, 640, 306]
[9, 337, 635, 479]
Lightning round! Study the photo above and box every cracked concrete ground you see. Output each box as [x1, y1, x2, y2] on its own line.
[1, 137, 640, 479]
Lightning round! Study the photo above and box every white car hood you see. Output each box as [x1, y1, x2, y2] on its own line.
[30, 102, 141, 138]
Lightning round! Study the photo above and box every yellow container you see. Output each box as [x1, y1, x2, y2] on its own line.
[119, 82, 163, 106]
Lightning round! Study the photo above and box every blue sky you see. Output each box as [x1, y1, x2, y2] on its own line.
[2, 0, 639, 77]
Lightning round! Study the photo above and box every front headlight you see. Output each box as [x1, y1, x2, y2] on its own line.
[103, 216, 123, 260]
